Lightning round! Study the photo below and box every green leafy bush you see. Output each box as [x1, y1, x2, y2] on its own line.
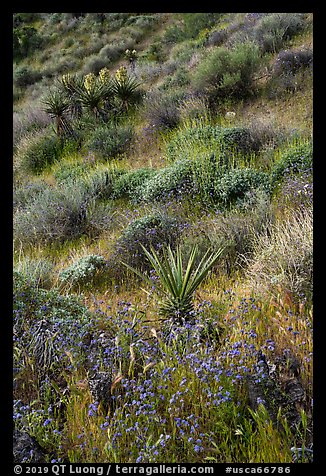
[182, 13, 222, 39]
[214, 168, 271, 206]
[112, 168, 157, 200]
[192, 41, 260, 100]
[253, 13, 307, 53]
[16, 132, 64, 174]
[13, 25, 43, 60]
[166, 125, 260, 165]
[138, 159, 193, 202]
[271, 140, 313, 188]
[59, 254, 106, 287]
[53, 162, 89, 185]
[14, 65, 41, 88]
[85, 123, 133, 160]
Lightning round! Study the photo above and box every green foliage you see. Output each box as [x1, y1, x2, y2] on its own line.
[112, 168, 157, 200]
[253, 13, 307, 53]
[138, 159, 193, 202]
[17, 132, 64, 174]
[72, 75, 113, 118]
[59, 254, 106, 288]
[84, 123, 133, 160]
[115, 213, 181, 273]
[111, 73, 142, 111]
[14, 65, 41, 88]
[13, 271, 93, 374]
[122, 244, 224, 321]
[13, 24, 43, 60]
[42, 89, 74, 137]
[166, 125, 260, 163]
[214, 168, 271, 206]
[182, 13, 222, 39]
[53, 162, 88, 185]
[14, 257, 55, 290]
[192, 41, 261, 100]
[271, 140, 313, 188]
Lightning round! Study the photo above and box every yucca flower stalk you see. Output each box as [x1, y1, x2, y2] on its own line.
[122, 244, 224, 322]
[72, 73, 113, 118]
[112, 66, 141, 111]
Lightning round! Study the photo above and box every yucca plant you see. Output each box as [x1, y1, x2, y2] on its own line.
[58, 73, 85, 118]
[42, 89, 74, 138]
[112, 66, 141, 111]
[122, 244, 224, 322]
[74, 73, 114, 119]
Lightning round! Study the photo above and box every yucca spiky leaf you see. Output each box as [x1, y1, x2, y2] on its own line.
[122, 244, 224, 321]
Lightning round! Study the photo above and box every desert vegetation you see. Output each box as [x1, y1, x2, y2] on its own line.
[13, 12, 313, 464]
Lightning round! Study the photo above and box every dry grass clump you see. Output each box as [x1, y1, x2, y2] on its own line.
[245, 206, 312, 301]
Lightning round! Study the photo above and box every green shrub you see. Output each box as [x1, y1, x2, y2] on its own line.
[17, 132, 64, 174]
[182, 13, 222, 39]
[14, 65, 41, 88]
[271, 140, 313, 188]
[253, 13, 307, 53]
[84, 124, 133, 160]
[213, 168, 271, 206]
[13, 25, 43, 60]
[53, 162, 89, 185]
[192, 41, 260, 100]
[114, 213, 182, 272]
[83, 168, 125, 200]
[138, 159, 193, 202]
[13, 180, 49, 211]
[59, 254, 106, 287]
[13, 271, 93, 374]
[166, 125, 260, 165]
[112, 168, 157, 200]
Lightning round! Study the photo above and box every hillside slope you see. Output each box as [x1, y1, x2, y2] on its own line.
[13, 13, 313, 464]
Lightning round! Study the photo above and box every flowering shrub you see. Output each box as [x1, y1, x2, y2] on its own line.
[137, 159, 193, 202]
[114, 213, 182, 272]
[59, 254, 106, 287]
[271, 140, 313, 188]
[273, 48, 313, 76]
[213, 168, 270, 206]
[112, 168, 157, 200]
